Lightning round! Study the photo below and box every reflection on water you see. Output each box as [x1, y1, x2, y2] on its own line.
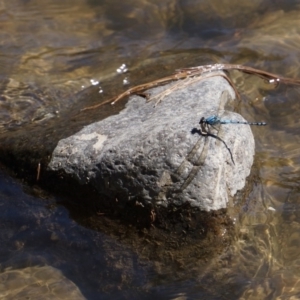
[0, 168, 154, 300]
[1, 0, 300, 298]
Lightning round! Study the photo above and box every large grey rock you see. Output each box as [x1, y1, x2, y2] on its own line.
[48, 73, 255, 212]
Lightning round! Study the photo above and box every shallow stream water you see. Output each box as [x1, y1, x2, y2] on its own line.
[1, 0, 300, 299]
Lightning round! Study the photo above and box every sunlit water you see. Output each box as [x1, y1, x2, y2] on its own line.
[1, 0, 300, 299]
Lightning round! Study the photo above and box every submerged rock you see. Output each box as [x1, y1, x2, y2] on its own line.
[0, 78, 57, 131]
[0, 265, 86, 300]
[48, 73, 255, 220]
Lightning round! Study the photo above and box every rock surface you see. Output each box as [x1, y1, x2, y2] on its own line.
[48, 73, 255, 212]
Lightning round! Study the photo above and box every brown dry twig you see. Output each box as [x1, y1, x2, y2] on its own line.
[81, 63, 300, 112]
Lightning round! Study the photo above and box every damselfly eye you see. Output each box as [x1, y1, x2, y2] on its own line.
[199, 117, 205, 124]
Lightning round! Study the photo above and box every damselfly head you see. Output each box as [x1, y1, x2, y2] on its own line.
[199, 117, 206, 124]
